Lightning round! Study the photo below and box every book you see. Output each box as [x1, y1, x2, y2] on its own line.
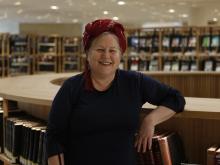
[163, 61, 172, 71]
[204, 60, 214, 71]
[180, 61, 190, 71]
[158, 132, 186, 165]
[215, 61, 220, 72]
[211, 36, 219, 48]
[190, 61, 198, 71]
[149, 59, 159, 71]
[202, 36, 211, 48]
[207, 144, 219, 165]
[216, 147, 220, 165]
[0, 110, 3, 153]
[171, 61, 179, 71]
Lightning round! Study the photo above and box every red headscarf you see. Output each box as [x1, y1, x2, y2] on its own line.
[82, 19, 127, 91]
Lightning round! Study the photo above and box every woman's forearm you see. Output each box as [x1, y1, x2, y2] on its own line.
[145, 105, 176, 126]
[48, 153, 64, 165]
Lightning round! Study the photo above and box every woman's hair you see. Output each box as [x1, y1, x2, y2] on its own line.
[82, 19, 126, 91]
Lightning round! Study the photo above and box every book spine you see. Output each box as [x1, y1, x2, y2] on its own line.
[159, 137, 172, 165]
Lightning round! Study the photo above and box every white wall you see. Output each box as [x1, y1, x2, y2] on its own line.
[189, 4, 220, 26]
[0, 21, 19, 33]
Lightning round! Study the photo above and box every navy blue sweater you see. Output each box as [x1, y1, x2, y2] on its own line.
[46, 70, 185, 165]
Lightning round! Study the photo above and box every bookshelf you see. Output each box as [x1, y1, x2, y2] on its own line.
[8, 34, 32, 76]
[36, 35, 60, 73]
[126, 26, 220, 72]
[126, 28, 161, 71]
[0, 33, 9, 78]
[61, 36, 81, 72]
[0, 34, 3, 78]
[0, 72, 220, 164]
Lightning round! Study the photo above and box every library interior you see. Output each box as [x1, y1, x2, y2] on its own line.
[0, 0, 220, 165]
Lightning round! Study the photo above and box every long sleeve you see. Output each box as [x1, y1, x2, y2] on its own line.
[139, 73, 185, 113]
[46, 80, 73, 158]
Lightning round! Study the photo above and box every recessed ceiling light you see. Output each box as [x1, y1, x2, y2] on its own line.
[113, 16, 119, 20]
[17, 9, 23, 14]
[182, 14, 188, 18]
[168, 9, 175, 13]
[103, 11, 109, 15]
[14, 1, 21, 6]
[72, 19, 78, 23]
[117, 1, 125, 5]
[213, 18, 218, 22]
[214, 9, 219, 13]
[50, 5, 59, 10]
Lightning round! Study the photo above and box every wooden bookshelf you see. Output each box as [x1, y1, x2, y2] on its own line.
[61, 36, 81, 72]
[126, 26, 220, 72]
[36, 35, 60, 73]
[0, 33, 9, 78]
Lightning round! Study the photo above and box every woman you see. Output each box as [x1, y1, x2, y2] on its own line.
[46, 19, 185, 165]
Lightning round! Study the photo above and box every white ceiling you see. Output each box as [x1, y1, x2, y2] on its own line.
[0, 0, 220, 27]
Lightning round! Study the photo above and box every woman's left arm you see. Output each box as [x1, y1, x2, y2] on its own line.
[135, 106, 175, 153]
[135, 73, 185, 153]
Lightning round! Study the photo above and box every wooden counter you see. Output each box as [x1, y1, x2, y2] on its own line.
[142, 71, 220, 98]
[0, 72, 220, 164]
[0, 71, 220, 104]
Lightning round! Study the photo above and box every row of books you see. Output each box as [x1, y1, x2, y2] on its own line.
[136, 131, 186, 165]
[127, 57, 220, 72]
[4, 111, 47, 165]
[207, 144, 220, 165]
[128, 35, 220, 53]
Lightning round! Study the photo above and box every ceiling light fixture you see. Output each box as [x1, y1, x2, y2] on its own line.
[113, 16, 119, 20]
[213, 18, 218, 22]
[182, 14, 188, 18]
[72, 19, 78, 23]
[117, 1, 125, 5]
[214, 9, 219, 13]
[103, 11, 109, 15]
[14, 1, 21, 6]
[168, 9, 175, 13]
[50, 5, 59, 10]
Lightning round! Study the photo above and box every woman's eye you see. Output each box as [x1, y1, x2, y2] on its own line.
[96, 49, 104, 52]
[110, 50, 118, 54]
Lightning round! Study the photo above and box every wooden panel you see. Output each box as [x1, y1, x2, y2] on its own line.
[143, 72, 220, 98]
[156, 117, 220, 164]
[18, 102, 50, 120]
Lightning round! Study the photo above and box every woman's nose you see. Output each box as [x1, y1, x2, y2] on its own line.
[102, 49, 111, 57]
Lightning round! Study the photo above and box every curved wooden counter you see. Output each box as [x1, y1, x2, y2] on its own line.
[0, 72, 220, 116]
[0, 72, 220, 164]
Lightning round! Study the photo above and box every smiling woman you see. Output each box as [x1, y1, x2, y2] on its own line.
[46, 19, 185, 165]
[87, 32, 121, 91]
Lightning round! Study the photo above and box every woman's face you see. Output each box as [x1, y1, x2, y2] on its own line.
[87, 33, 121, 78]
